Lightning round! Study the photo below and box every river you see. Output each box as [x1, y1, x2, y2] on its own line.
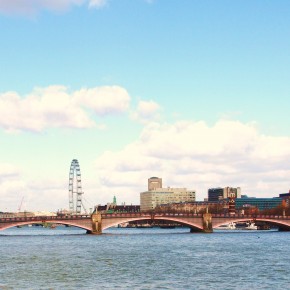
[0, 226, 290, 289]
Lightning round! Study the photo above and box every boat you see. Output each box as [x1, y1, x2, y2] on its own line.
[160, 225, 176, 229]
[244, 222, 258, 230]
[216, 222, 236, 230]
[136, 223, 153, 228]
[118, 222, 129, 228]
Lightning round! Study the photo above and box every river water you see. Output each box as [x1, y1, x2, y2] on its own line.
[0, 226, 290, 289]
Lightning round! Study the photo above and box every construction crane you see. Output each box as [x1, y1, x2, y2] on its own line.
[18, 197, 24, 212]
[81, 199, 88, 214]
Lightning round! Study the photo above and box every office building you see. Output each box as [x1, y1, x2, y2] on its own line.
[148, 177, 162, 191]
[208, 187, 241, 202]
[140, 177, 196, 211]
[235, 196, 282, 211]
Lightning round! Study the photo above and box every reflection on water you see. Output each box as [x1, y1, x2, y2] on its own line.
[0, 226, 290, 289]
[0, 225, 87, 236]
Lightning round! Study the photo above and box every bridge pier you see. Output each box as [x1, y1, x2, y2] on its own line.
[202, 213, 213, 233]
[189, 213, 213, 233]
[88, 213, 102, 235]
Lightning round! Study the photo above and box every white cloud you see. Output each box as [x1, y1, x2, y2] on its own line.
[0, 177, 67, 212]
[94, 119, 290, 203]
[0, 163, 25, 211]
[0, 163, 21, 182]
[88, 0, 107, 8]
[0, 85, 131, 132]
[0, 0, 107, 15]
[74, 86, 130, 115]
[0, 163, 73, 212]
[0, 165, 101, 212]
[2, 119, 290, 211]
[0, 0, 156, 15]
[131, 100, 161, 124]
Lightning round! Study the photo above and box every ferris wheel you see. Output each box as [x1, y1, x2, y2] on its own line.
[68, 159, 84, 214]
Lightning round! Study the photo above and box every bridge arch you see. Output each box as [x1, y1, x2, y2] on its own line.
[0, 220, 92, 232]
[213, 217, 290, 230]
[102, 216, 203, 231]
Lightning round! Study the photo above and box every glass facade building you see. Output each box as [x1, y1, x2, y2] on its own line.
[235, 197, 282, 210]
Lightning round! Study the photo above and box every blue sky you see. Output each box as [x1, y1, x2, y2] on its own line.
[1, 0, 290, 212]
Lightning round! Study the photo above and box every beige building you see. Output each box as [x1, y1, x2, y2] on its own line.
[0, 211, 57, 218]
[140, 177, 196, 211]
[148, 177, 162, 191]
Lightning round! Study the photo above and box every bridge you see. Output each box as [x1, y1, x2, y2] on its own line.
[1, 212, 290, 234]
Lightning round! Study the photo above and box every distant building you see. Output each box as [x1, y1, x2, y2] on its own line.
[140, 177, 196, 211]
[279, 191, 290, 199]
[0, 211, 57, 218]
[0, 212, 14, 218]
[235, 196, 282, 211]
[94, 196, 140, 213]
[279, 191, 290, 207]
[95, 204, 140, 214]
[208, 187, 241, 202]
[148, 177, 162, 191]
[155, 200, 228, 214]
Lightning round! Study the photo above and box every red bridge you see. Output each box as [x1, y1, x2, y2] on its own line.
[1, 212, 290, 234]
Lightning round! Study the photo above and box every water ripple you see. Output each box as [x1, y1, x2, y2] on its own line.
[0, 227, 290, 289]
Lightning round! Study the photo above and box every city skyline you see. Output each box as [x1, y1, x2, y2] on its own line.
[1, 1, 290, 211]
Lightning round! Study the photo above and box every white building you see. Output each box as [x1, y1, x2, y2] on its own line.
[140, 177, 196, 211]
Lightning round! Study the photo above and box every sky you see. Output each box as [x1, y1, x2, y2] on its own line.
[1, 0, 290, 212]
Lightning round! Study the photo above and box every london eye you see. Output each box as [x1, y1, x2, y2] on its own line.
[68, 159, 83, 214]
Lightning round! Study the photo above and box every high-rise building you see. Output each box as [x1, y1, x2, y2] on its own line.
[148, 177, 162, 191]
[140, 177, 195, 211]
[208, 187, 241, 202]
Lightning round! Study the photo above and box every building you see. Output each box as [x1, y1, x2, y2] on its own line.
[140, 177, 196, 211]
[148, 177, 162, 191]
[155, 200, 228, 214]
[208, 187, 241, 202]
[279, 191, 290, 207]
[279, 191, 290, 199]
[95, 204, 140, 214]
[235, 196, 282, 211]
[0, 211, 57, 218]
[94, 196, 140, 214]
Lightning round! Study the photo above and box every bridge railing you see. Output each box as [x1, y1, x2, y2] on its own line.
[101, 212, 204, 218]
[0, 215, 91, 223]
[101, 212, 290, 219]
[2, 212, 290, 223]
[211, 213, 290, 219]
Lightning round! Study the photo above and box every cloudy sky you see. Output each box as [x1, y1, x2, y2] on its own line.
[1, 0, 290, 212]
